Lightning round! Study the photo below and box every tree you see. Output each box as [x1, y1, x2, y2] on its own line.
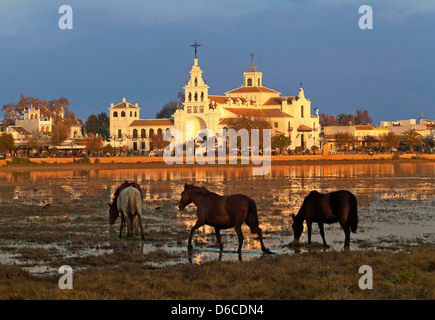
[336, 113, 353, 126]
[83, 133, 103, 156]
[0, 133, 15, 153]
[319, 113, 338, 127]
[334, 132, 356, 151]
[84, 112, 110, 139]
[1, 94, 72, 127]
[156, 91, 184, 119]
[272, 134, 291, 149]
[150, 133, 170, 150]
[401, 129, 423, 153]
[379, 132, 400, 150]
[355, 109, 373, 125]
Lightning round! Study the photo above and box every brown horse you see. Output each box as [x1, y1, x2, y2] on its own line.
[292, 190, 358, 249]
[108, 181, 144, 239]
[178, 183, 272, 255]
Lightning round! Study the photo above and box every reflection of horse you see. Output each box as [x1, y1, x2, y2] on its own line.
[178, 183, 272, 255]
[292, 190, 358, 248]
[108, 181, 144, 240]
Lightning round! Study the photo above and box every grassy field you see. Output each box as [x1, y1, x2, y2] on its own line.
[1, 245, 434, 300]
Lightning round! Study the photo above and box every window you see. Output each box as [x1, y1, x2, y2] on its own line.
[199, 106, 204, 113]
[187, 107, 192, 113]
[118, 129, 122, 138]
[188, 92, 192, 102]
[141, 142, 146, 150]
[133, 129, 138, 138]
[247, 78, 252, 86]
[157, 128, 163, 136]
[149, 129, 154, 136]
[194, 77, 198, 86]
[193, 106, 198, 113]
[201, 92, 204, 101]
[274, 122, 278, 128]
[121, 111, 126, 117]
[141, 129, 146, 138]
[194, 92, 198, 102]
[301, 106, 304, 118]
[258, 79, 261, 86]
[135, 112, 137, 117]
[113, 111, 118, 117]
[130, 111, 132, 117]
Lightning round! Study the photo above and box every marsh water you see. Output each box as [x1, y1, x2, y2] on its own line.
[0, 162, 434, 274]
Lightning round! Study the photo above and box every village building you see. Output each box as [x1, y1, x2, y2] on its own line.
[109, 50, 321, 152]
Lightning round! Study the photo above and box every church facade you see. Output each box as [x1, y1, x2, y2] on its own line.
[109, 54, 320, 152]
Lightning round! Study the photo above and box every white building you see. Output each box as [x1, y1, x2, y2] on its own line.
[109, 53, 321, 152]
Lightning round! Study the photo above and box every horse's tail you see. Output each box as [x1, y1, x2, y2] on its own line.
[246, 198, 260, 234]
[348, 193, 358, 233]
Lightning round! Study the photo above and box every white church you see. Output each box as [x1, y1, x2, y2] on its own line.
[109, 47, 320, 152]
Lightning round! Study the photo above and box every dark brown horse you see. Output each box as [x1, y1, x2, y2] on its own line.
[178, 184, 272, 255]
[292, 190, 358, 248]
[108, 181, 144, 239]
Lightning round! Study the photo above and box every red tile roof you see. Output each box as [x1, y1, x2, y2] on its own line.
[129, 119, 173, 127]
[297, 124, 313, 131]
[226, 86, 280, 94]
[263, 96, 296, 106]
[111, 102, 139, 109]
[225, 108, 292, 118]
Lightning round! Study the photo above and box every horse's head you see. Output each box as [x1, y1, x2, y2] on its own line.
[108, 201, 119, 225]
[291, 213, 304, 241]
[178, 183, 194, 210]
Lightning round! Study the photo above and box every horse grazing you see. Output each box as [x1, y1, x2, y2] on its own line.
[292, 190, 358, 249]
[178, 183, 272, 255]
[108, 181, 145, 240]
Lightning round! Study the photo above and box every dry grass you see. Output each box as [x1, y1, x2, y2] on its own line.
[1, 245, 434, 300]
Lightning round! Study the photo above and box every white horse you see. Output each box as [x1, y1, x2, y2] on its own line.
[109, 185, 145, 240]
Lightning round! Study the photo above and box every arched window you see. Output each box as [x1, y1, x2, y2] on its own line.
[40, 126, 44, 133]
[247, 78, 252, 86]
[35, 114, 38, 119]
[257, 79, 261, 86]
[157, 128, 163, 136]
[141, 129, 146, 138]
[301, 106, 304, 118]
[30, 114, 34, 120]
[149, 128, 154, 136]
[201, 92, 204, 101]
[113, 111, 118, 117]
[135, 112, 137, 117]
[188, 92, 192, 102]
[130, 111, 132, 117]
[133, 129, 138, 138]
[121, 111, 126, 117]
[194, 92, 198, 102]
[199, 106, 204, 113]
[193, 106, 198, 113]
[194, 77, 198, 86]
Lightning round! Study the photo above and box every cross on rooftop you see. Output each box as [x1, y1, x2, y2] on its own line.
[191, 41, 201, 58]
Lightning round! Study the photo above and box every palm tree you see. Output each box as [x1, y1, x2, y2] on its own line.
[401, 129, 423, 153]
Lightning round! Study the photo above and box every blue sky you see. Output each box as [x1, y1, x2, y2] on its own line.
[1, 0, 434, 124]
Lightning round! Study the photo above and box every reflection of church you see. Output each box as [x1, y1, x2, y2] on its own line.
[109, 46, 320, 151]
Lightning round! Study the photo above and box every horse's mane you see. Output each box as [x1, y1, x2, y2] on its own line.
[190, 185, 219, 196]
[111, 181, 143, 204]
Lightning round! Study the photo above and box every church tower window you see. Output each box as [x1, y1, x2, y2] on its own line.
[258, 79, 261, 86]
[201, 92, 204, 101]
[188, 92, 192, 102]
[301, 106, 304, 118]
[194, 92, 198, 101]
[247, 78, 253, 86]
[121, 111, 126, 117]
[113, 111, 118, 117]
[194, 77, 198, 86]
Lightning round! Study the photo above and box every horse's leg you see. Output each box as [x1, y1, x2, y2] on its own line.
[307, 220, 312, 244]
[188, 220, 204, 251]
[119, 212, 125, 239]
[215, 227, 223, 252]
[340, 220, 351, 249]
[318, 222, 329, 248]
[256, 227, 272, 254]
[137, 214, 145, 241]
[125, 213, 133, 237]
[235, 225, 244, 255]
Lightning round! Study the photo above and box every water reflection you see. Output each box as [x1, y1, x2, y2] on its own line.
[0, 162, 434, 270]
